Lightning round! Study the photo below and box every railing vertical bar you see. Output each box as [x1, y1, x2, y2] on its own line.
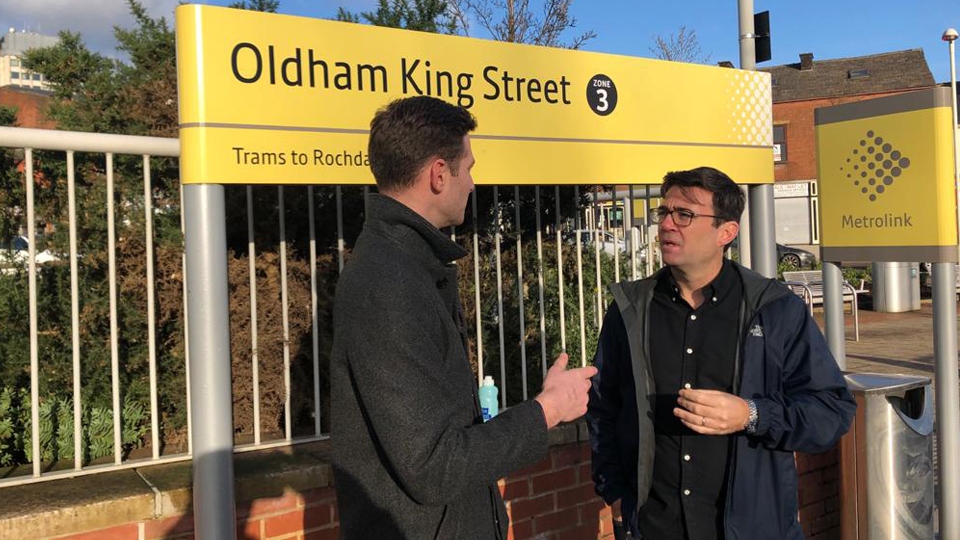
[593, 191, 603, 327]
[143, 155, 160, 460]
[534, 187, 547, 377]
[26, 148, 40, 478]
[555, 186, 566, 352]
[180, 182, 192, 455]
[68, 151, 82, 471]
[106, 153, 122, 465]
[308, 186, 321, 436]
[614, 228, 621, 283]
[278, 186, 292, 441]
[246, 186, 261, 445]
[514, 186, 528, 400]
[472, 193, 483, 385]
[575, 187, 586, 367]
[494, 187, 506, 408]
[630, 186, 638, 280]
[336, 186, 345, 272]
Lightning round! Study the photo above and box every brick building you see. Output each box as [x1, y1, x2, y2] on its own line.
[759, 50, 937, 245]
[0, 85, 52, 128]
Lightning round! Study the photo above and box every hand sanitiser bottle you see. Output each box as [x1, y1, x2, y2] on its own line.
[479, 376, 499, 421]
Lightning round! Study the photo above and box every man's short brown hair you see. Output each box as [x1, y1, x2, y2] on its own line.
[368, 96, 477, 192]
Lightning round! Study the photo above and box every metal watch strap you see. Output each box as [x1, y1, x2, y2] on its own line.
[745, 399, 759, 434]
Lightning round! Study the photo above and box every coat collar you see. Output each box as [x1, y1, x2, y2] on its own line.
[364, 193, 468, 266]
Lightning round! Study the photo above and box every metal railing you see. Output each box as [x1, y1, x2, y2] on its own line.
[0, 126, 662, 488]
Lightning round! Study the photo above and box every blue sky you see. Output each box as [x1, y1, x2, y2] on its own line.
[3, 0, 959, 83]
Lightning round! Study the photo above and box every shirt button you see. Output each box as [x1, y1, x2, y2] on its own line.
[686, 348, 693, 354]
[684, 454, 691, 461]
[712, 296, 718, 302]
[690, 314, 697, 321]
[684, 383, 692, 389]
[684, 489, 691, 496]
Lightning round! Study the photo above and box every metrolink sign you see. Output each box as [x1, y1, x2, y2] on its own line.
[175, 5, 774, 186]
[816, 88, 958, 262]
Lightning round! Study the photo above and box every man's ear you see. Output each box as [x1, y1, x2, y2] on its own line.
[718, 221, 740, 247]
[428, 158, 447, 194]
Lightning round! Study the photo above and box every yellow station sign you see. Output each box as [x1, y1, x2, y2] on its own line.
[176, 5, 774, 185]
[816, 88, 958, 262]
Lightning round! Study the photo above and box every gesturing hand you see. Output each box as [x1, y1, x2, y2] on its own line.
[674, 388, 750, 435]
[535, 353, 598, 429]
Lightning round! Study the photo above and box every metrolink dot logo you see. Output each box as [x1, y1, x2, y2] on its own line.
[839, 130, 911, 202]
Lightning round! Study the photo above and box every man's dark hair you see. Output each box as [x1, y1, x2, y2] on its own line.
[661, 166, 745, 226]
[368, 96, 477, 192]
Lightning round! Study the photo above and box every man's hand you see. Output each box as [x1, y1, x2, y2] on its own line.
[674, 388, 750, 435]
[535, 353, 597, 429]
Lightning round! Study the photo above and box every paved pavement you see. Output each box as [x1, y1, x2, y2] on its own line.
[814, 297, 958, 378]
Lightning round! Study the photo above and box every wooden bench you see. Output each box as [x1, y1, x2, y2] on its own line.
[782, 269, 866, 341]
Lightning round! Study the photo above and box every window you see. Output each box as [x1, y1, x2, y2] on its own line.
[10, 59, 19, 67]
[31, 73, 41, 81]
[10, 71, 19, 79]
[848, 68, 870, 79]
[773, 125, 787, 163]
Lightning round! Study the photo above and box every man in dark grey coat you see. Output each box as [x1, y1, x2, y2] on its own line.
[331, 95, 597, 539]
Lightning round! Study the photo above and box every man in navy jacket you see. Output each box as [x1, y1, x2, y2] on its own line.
[587, 167, 856, 539]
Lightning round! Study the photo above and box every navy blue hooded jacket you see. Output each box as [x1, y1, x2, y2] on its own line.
[587, 263, 856, 539]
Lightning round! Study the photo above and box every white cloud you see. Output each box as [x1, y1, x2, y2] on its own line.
[1, 0, 180, 55]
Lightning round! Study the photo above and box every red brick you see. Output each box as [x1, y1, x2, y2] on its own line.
[534, 509, 577, 535]
[812, 511, 840, 534]
[557, 483, 597, 508]
[264, 508, 306, 538]
[301, 487, 337, 505]
[243, 492, 302, 518]
[511, 493, 555, 520]
[144, 514, 194, 539]
[508, 518, 533, 540]
[239, 517, 262, 540]
[799, 501, 824, 525]
[502, 478, 530, 500]
[578, 463, 592, 485]
[531, 467, 577, 493]
[304, 526, 340, 540]
[552, 443, 588, 469]
[577, 497, 610, 523]
[57, 524, 140, 540]
[512, 456, 552, 477]
[303, 503, 334, 529]
[557, 522, 600, 540]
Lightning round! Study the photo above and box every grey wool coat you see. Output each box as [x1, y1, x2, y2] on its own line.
[331, 194, 548, 540]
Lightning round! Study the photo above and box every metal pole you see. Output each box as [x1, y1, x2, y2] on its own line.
[739, 187, 752, 268]
[822, 262, 846, 369]
[739, 0, 778, 278]
[184, 184, 237, 540]
[932, 262, 960, 540]
[945, 32, 959, 263]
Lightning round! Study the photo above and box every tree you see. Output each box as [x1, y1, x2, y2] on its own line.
[336, 0, 457, 33]
[229, 0, 280, 12]
[650, 25, 711, 64]
[450, 0, 595, 49]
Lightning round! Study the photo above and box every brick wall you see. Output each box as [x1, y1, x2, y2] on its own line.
[5, 429, 843, 540]
[773, 89, 927, 183]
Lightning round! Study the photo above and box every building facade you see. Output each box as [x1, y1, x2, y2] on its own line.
[0, 28, 58, 90]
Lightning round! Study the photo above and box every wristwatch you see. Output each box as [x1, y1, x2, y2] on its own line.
[745, 399, 759, 434]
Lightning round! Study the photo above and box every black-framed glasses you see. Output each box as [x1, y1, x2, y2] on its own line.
[651, 206, 724, 227]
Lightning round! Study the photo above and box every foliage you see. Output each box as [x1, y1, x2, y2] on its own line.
[650, 25, 710, 64]
[337, 0, 457, 33]
[0, 106, 17, 126]
[229, 0, 280, 12]
[450, 0, 595, 48]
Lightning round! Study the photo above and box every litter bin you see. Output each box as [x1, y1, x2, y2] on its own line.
[871, 262, 921, 312]
[840, 373, 934, 540]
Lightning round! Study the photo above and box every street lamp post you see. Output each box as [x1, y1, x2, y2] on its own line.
[945, 28, 959, 259]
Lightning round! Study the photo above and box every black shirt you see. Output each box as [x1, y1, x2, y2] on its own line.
[637, 260, 743, 540]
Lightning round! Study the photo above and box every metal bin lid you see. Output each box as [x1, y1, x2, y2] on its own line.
[844, 372, 931, 395]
